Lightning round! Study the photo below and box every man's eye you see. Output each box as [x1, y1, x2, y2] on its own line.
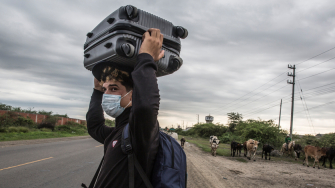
[111, 87, 117, 91]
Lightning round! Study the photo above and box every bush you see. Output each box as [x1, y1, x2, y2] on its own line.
[55, 121, 87, 134]
[319, 133, 335, 148]
[40, 128, 53, 132]
[105, 119, 115, 127]
[186, 123, 228, 138]
[56, 125, 72, 132]
[235, 119, 287, 148]
[63, 121, 87, 130]
[17, 126, 29, 133]
[38, 123, 55, 131]
[16, 116, 35, 128]
[0, 113, 36, 128]
[8, 127, 18, 133]
[219, 132, 243, 144]
[0, 127, 6, 133]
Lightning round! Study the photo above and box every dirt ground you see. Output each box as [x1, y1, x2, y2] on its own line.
[184, 142, 335, 188]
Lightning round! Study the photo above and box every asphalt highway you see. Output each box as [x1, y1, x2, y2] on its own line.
[0, 138, 103, 188]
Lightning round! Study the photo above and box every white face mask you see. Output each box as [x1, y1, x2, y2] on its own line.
[101, 90, 132, 118]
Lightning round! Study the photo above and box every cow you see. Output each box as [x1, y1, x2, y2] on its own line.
[280, 141, 299, 160]
[236, 143, 243, 157]
[211, 142, 219, 157]
[180, 137, 186, 149]
[209, 136, 220, 146]
[303, 145, 327, 169]
[231, 141, 243, 157]
[322, 147, 335, 169]
[293, 144, 302, 159]
[262, 144, 274, 160]
[243, 139, 259, 161]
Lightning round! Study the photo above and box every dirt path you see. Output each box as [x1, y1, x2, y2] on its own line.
[0, 136, 91, 148]
[184, 142, 335, 188]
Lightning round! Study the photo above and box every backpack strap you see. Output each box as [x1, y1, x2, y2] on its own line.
[121, 124, 153, 188]
[86, 156, 104, 188]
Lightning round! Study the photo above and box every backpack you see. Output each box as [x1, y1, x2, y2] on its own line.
[121, 124, 187, 188]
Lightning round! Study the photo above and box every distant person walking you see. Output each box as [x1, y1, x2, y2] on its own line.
[285, 134, 291, 151]
[181, 137, 186, 148]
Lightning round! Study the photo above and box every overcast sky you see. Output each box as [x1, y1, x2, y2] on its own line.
[0, 0, 334, 135]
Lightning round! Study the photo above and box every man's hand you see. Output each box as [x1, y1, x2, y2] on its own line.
[94, 78, 103, 92]
[139, 28, 165, 61]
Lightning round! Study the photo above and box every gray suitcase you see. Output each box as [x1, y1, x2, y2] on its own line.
[83, 5, 188, 77]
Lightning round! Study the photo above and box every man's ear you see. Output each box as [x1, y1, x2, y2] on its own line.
[129, 90, 133, 101]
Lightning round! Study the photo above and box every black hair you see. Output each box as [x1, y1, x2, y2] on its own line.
[100, 66, 133, 91]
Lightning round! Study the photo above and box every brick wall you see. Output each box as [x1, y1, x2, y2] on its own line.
[0, 110, 86, 126]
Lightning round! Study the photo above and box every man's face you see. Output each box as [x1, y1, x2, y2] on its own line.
[102, 80, 132, 108]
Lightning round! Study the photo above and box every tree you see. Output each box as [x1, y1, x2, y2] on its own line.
[227, 112, 243, 133]
[235, 119, 287, 148]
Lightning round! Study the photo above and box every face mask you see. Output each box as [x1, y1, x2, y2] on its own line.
[101, 90, 132, 118]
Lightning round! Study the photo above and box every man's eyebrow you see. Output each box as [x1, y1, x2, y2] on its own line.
[108, 84, 119, 87]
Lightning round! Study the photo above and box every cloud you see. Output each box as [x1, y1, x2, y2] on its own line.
[0, 0, 335, 134]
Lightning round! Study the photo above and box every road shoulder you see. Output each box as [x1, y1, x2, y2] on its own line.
[0, 136, 91, 148]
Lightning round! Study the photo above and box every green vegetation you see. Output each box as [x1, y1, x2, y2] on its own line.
[0, 103, 68, 117]
[0, 103, 87, 141]
[174, 112, 334, 150]
[105, 119, 115, 127]
[178, 135, 331, 166]
[176, 112, 287, 149]
[0, 121, 88, 141]
[295, 133, 335, 148]
[179, 135, 231, 157]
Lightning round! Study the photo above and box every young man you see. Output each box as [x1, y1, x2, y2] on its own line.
[86, 28, 164, 188]
[285, 134, 291, 151]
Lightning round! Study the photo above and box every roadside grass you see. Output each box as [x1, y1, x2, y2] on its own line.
[178, 135, 333, 167]
[0, 129, 88, 142]
[179, 135, 231, 157]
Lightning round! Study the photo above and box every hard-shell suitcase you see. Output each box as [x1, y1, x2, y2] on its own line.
[83, 5, 188, 77]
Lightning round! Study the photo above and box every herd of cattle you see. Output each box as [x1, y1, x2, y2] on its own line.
[209, 136, 334, 169]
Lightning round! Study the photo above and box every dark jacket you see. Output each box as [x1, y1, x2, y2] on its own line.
[86, 53, 160, 188]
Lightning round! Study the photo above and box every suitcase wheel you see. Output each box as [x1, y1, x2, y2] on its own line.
[86, 32, 93, 38]
[84, 54, 90, 58]
[121, 43, 135, 57]
[107, 18, 115, 24]
[174, 26, 188, 39]
[167, 56, 182, 72]
[104, 43, 112, 49]
[125, 5, 138, 19]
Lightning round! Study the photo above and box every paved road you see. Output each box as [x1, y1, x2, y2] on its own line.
[0, 138, 103, 188]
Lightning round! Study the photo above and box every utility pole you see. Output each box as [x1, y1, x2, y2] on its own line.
[196, 114, 199, 124]
[278, 99, 282, 129]
[287, 64, 296, 139]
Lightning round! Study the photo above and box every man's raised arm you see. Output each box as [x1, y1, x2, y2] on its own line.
[86, 79, 113, 144]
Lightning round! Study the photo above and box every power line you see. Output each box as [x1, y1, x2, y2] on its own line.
[229, 84, 289, 113]
[210, 72, 286, 113]
[295, 100, 335, 114]
[298, 81, 316, 135]
[296, 46, 335, 65]
[212, 77, 288, 116]
[297, 56, 335, 73]
[298, 67, 335, 81]
[211, 46, 335, 118]
[243, 84, 335, 116]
